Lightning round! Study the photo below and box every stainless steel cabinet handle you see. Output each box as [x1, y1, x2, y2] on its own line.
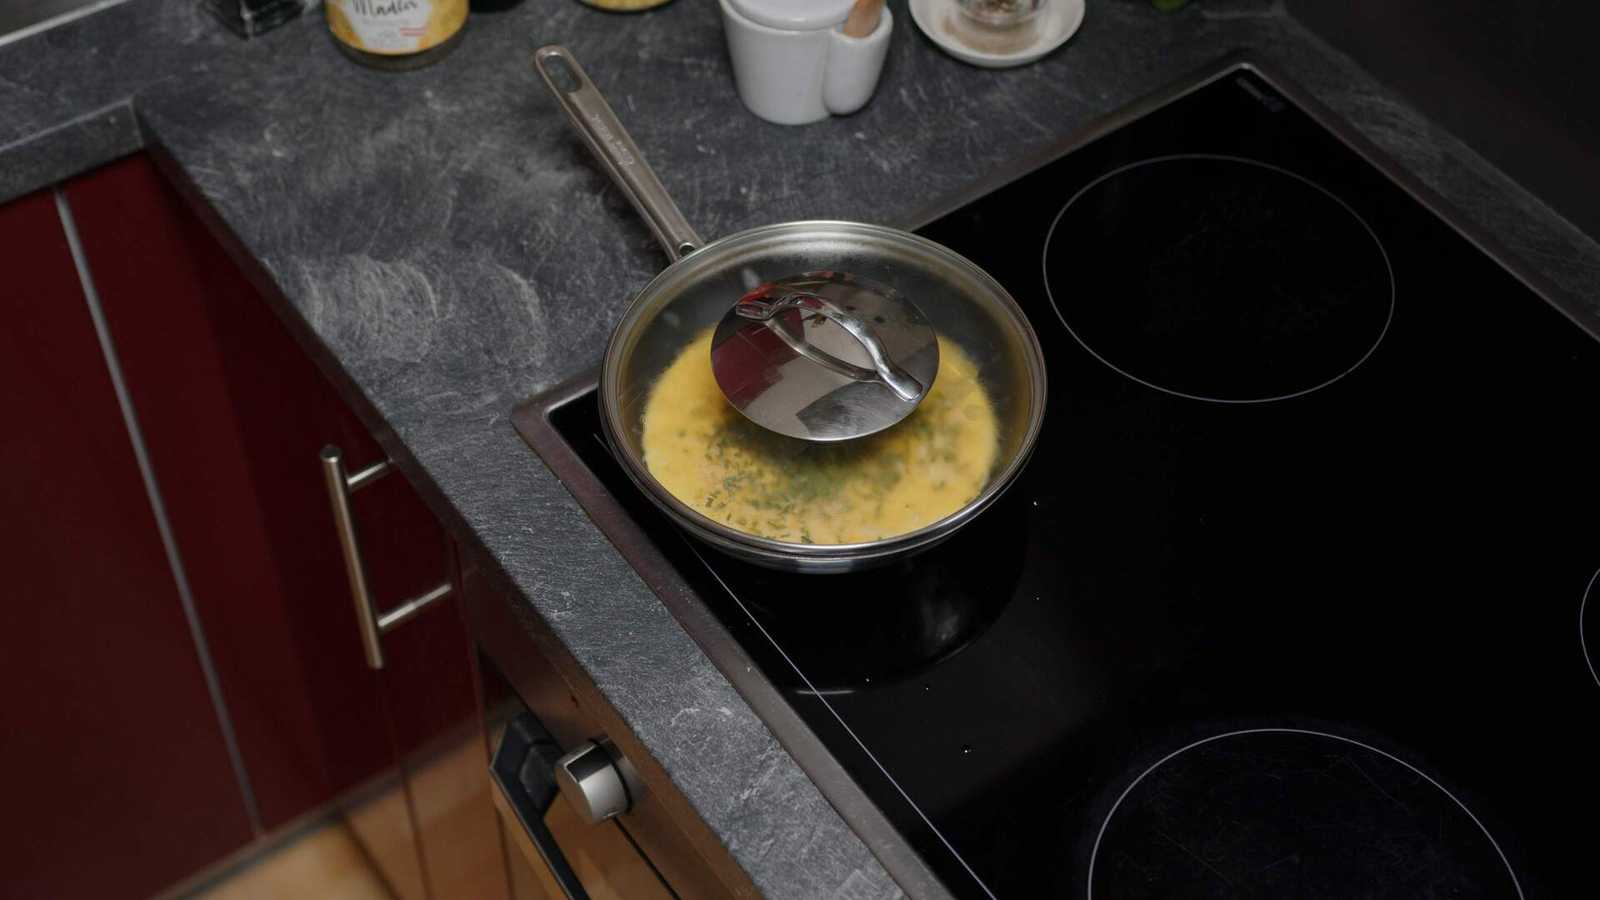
[320, 445, 452, 669]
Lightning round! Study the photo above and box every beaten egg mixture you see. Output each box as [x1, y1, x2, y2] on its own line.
[641, 329, 999, 544]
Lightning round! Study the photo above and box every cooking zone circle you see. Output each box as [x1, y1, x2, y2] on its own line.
[1043, 155, 1395, 403]
[1087, 728, 1523, 900]
[1583, 568, 1599, 689]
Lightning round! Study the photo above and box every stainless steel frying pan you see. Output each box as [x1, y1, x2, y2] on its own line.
[534, 45, 1046, 573]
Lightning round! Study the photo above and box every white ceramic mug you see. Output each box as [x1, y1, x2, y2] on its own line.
[719, 0, 893, 126]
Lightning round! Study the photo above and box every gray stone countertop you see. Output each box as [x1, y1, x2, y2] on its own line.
[6, 1, 1598, 897]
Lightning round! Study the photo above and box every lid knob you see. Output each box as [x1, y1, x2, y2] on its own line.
[711, 271, 940, 442]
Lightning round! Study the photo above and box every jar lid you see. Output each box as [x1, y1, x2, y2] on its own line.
[726, 0, 856, 30]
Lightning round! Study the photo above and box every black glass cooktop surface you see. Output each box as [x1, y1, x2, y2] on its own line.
[539, 66, 1600, 898]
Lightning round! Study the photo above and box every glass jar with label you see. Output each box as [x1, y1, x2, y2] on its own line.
[327, 0, 467, 70]
[576, 0, 674, 10]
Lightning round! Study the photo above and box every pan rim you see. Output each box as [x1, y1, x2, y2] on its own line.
[598, 218, 1048, 565]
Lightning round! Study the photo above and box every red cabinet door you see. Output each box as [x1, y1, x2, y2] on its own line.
[62, 155, 494, 898]
[63, 154, 407, 829]
[0, 187, 254, 898]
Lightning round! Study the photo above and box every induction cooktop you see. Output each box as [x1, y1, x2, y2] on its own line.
[515, 58, 1600, 898]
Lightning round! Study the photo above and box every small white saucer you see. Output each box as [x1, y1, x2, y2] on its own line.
[909, 0, 1086, 69]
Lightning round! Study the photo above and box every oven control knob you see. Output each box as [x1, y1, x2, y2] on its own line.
[554, 739, 636, 824]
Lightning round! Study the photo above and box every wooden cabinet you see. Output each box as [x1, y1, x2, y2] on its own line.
[0, 154, 510, 897]
[0, 187, 255, 898]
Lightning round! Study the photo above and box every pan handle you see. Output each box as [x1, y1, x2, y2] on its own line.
[534, 45, 704, 262]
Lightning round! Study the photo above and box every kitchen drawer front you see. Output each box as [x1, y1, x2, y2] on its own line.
[463, 554, 753, 900]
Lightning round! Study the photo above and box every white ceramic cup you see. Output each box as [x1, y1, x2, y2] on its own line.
[719, 0, 893, 126]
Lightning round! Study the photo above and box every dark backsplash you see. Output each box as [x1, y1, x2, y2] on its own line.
[1288, 0, 1599, 242]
